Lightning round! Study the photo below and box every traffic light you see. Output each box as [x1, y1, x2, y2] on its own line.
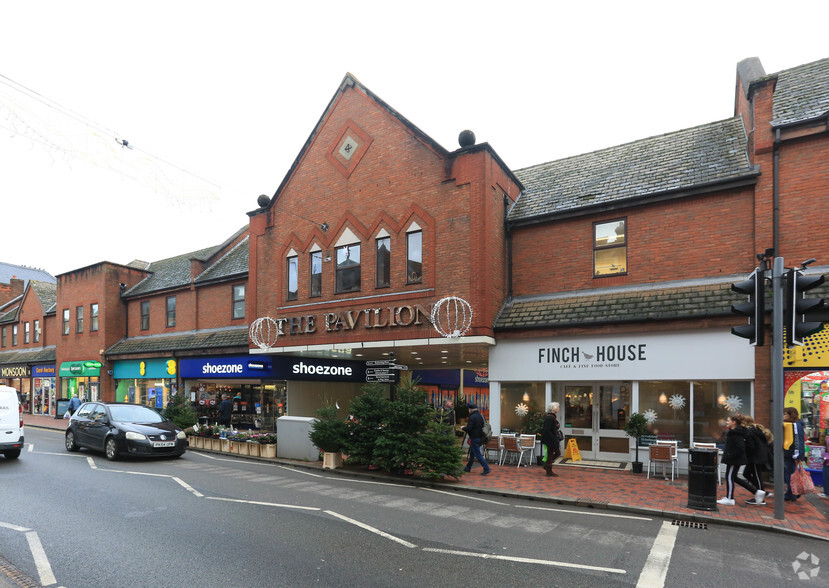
[784, 267, 826, 346]
[731, 268, 765, 346]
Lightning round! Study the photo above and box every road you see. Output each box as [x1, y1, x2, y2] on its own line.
[0, 428, 827, 587]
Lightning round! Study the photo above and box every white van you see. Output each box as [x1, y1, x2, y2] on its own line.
[0, 385, 24, 460]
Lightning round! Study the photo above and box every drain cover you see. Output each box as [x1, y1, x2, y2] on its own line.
[672, 519, 708, 529]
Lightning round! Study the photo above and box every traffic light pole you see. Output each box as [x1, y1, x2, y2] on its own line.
[771, 257, 784, 520]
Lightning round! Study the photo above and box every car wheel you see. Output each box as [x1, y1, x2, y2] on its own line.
[105, 437, 119, 461]
[3, 449, 21, 460]
[65, 431, 79, 452]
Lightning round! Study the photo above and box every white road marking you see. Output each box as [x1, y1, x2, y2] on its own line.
[86, 457, 97, 469]
[636, 520, 679, 588]
[421, 487, 508, 505]
[25, 530, 57, 586]
[423, 547, 626, 574]
[0, 522, 30, 532]
[172, 477, 204, 497]
[516, 504, 653, 521]
[27, 444, 34, 452]
[324, 510, 418, 548]
[206, 496, 319, 511]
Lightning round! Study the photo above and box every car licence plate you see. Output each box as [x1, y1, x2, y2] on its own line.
[153, 441, 175, 448]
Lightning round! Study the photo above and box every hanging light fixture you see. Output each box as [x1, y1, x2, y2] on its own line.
[522, 392, 530, 402]
[659, 392, 668, 404]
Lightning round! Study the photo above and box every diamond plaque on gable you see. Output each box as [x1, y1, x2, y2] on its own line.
[327, 120, 372, 178]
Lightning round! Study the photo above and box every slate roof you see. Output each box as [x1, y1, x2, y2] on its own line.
[29, 280, 57, 314]
[495, 279, 749, 330]
[123, 245, 222, 297]
[508, 117, 757, 223]
[0, 263, 55, 287]
[770, 58, 829, 127]
[194, 238, 249, 285]
[106, 327, 249, 356]
[0, 347, 56, 366]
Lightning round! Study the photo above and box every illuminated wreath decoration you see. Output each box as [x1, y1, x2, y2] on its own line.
[515, 403, 529, 417]
[249, 317, 280, 349]
[668, 394, 686, 410]
[643, 409, 658, 425]
[431, 296, 473, 338]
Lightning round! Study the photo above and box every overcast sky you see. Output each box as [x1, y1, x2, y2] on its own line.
[2, 1, 827, 277]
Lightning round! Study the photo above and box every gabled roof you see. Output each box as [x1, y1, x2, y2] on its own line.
[194, 237, 248, 285]
[0, 304, 19, 323]
[124, 227, 247, 297]
[0, 347, 56, 366]
[28, 280, 57, 315]
[258, 73, 522, 213]
[0, 262, 55, 287]
[770, 58, 829, 127]
[508, 117, 758, 224]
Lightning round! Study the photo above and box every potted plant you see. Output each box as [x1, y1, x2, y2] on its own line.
[309, 404, 348, 469]
[247, 434, 261, 457]
[257, 433, 277, 458]
[623, 412, 650, 473]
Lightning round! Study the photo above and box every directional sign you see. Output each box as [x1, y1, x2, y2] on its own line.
[366, 368, 393, 376]
[366, 359, 395, 366]
[366, 375, 396, 383]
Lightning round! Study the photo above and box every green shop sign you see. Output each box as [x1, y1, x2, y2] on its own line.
[59, 361, 101, 377]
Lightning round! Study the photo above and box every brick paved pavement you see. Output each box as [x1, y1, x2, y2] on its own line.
[24, 413, 829, 540]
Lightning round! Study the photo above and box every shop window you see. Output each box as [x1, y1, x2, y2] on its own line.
[23, 322, 29, 344]
[406, 230, 422, 284]
[33, 320, 40, 343]
[376, 236, 390, 288]
[692, 381, 751, 445]
[76, 305, 84, 333]
[11, 325, 17, 346]
[499, 382, 545, 433]
[232, 284, 245, 319]
[1, 326, 5, 347]
[594, 219, 627, 277]
[638, 381, 693, 447]
[287, 255, 298, 301]
[90, 303, 99, 332]
[310, 252, 322, 297]
[166, 296, 176, 327]
[336, 243, 361, 293]
[140, 301, 150, 331]
[62, 309, 70, 335]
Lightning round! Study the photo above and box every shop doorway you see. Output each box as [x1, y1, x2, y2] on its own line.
[562, 382, 631, 461]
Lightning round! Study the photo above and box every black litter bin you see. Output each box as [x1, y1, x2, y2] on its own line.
[687, 448, 719, 511]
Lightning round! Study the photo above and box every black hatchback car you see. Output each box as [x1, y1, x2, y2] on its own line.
[65, 402, 186, 461]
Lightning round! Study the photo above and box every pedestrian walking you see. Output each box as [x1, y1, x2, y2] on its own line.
[67, 393, 81, 416]
[783, 406, 806, 501]
[718, 414, 766, 506]
[461, 403, 491, 475]
[217, 393, 233, 427]
[437, 399, 456, 427]
[741, 415, 770, 503]
[541, 402, 562, 477]
[820, 415, 829, 499]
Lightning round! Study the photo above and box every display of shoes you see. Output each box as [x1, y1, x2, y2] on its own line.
[716, 497, 735, 506]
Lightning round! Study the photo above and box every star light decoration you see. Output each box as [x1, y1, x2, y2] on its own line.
[515, 403, 529, 417]
[723, 395, 743, 413]
[643, 409, 658, 425]
[668, 394, 686, 410]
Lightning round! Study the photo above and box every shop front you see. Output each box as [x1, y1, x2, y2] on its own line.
[413, 368, 490, 424]
[489, 329, 755, 462]
[31, 364, 56, 415]
[180, 354, 371, 432]
[58, 361, 101, 403]
[0, 364, 30, 410]
[113, 358, 177, 409]
[782, 325, 829, 445]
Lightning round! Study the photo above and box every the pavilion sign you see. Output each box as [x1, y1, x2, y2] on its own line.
[277, 303, 433, 336]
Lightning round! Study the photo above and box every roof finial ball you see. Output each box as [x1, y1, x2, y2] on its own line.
[458, 129, 476, 148]
[257, 194, 270, 208]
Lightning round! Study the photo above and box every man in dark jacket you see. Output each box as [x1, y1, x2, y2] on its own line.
[461, 403, 490, 475]
[217, 394, 233, 427]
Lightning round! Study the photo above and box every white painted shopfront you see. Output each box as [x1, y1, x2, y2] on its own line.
[488, 329, 755, 462]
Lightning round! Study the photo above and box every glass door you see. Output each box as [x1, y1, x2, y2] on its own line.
[596, 383, 631, 461]
[563, 383, 631, 461]
[563, 385, 595, 459]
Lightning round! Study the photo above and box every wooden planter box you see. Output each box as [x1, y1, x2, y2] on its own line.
[260, 443, 276, 458]
[248, 442, 260, 457]
[212, 438, 223, 451]
[323, 452, 343, 469]
[188, 437, 199, 449]
[237, 441, 250, 455]
[221, 438, 231, 452]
